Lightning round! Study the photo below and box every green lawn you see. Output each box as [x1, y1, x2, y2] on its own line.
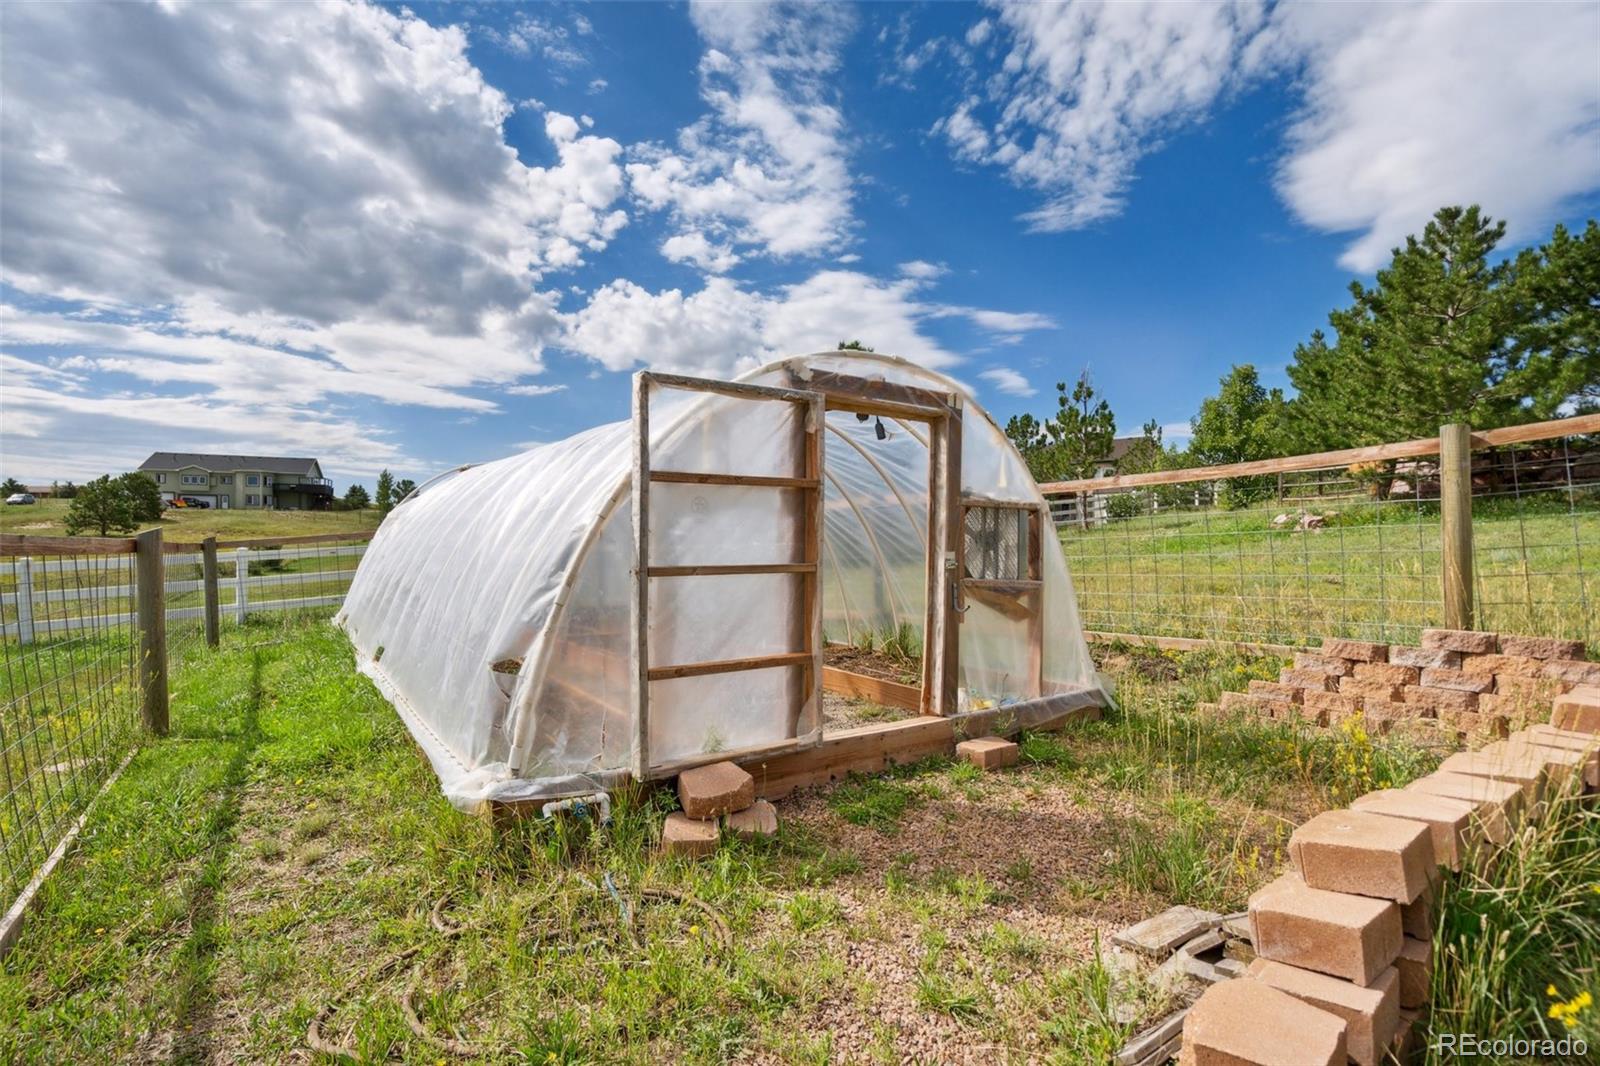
[1, 497, 380, 541]
[1061, 494, 1600, 650]
[1, 620, 1470, 1064]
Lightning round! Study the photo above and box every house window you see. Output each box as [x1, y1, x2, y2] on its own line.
[182, 474, 207, 486]
[220, 475, 233, 484]
[155, 474, 166, 484]
[246, 475, 260, 486]
[245, 494, 260, 506]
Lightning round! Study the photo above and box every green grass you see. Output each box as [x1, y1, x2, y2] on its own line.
[1061, 491, 1600, 648]
[1428, 781, 1600, 1060]
[0, 624, 1472, 1062]
[1, 496, 380, 540]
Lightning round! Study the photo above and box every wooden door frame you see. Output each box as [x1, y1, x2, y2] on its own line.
[957, 496, 1048, 699]
[631, 371, 826, 781]
[782, 368, 964, 718]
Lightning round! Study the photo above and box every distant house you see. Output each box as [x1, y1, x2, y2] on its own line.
[1091, 436, 1149, 479]
[137, 453, 333, 510]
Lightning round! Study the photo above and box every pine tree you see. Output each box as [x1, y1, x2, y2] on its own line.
[343, 484, 371, 509]
[375, 469, 395, 514]
[1, 477, 25, 496]
[1286, 205, 1520, 447]
[1505, 220, 1600, 415]
[393, 478, 417, 504]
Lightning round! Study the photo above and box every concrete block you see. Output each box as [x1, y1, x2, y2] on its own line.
[1436, 707, 1502, 739]
[1494, 674, 1564, 700]
[1521, 725, 1600, 787]
[1113, 905, 1223, 958]
[1461, 653, 1544, 679]
[1353, 661, 1422, 687]
[1350, 789, 1475, 871]
[1181, 979, 1348, 1066]
[1304, 690, 1362, 723]
[724, 798, 779, 840]
[1552, 687, 1600, 735]
[1248, 960, 1400, 1066]
[956, 736, 1019, 770]
[1362, 700, 1412, 735]
[1498, 635, 1586, 661]
[1322, 638, 1388, 662]
[1116, 1007, 1189, 1066]
[1437, 747, 1546, 806]
[1279, 667, 1337, 692]
[1542, 659, 1600, 688]
[1214, 958, 1247, 979]
[1419, 668, 1494, 694]
[1404, 772, 1521, 845]
[677, 760, 755, 819]
[1399, 881, 1433, 941]
[1249, 680, 1303, 704]
[1389, 645, 1462, 670]
[1403, 685, 1478, 714]
[1248, 873, 1401, 985]
[1500, 740, 1588, 794]
[660, 812, 720, 858]
[1421, 629, 1498, 654]
[1219, 690, 1263, 716]
[1294, 652, 1353, 677]
[1290, 809, 1435, 903]
[1339, 676, 1404, 702]
[1397, 937, 1431, 1010]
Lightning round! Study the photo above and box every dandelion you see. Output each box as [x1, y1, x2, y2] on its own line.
[689, 924, 700, 936]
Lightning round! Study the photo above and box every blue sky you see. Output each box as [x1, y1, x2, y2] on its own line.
[2, 1, 1597, 490]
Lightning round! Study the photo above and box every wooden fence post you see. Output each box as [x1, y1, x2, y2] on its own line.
[134, 528, 168, 735]
[1439, 422, 1475, 630]
[202, 536, 220, 648]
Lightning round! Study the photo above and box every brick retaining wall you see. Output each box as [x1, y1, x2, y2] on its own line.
[1201, 629, 1600, 743]
[1177, 683, 1600, 1063]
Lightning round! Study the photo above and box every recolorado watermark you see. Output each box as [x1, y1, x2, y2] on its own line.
[1432, 1033, 1588, 1059]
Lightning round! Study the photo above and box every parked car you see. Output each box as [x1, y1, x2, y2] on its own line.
[178, 496, 211, 509]
[5, 493, 36, 505]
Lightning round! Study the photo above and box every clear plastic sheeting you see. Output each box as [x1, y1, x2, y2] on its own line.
[337, 352, 1108, 811]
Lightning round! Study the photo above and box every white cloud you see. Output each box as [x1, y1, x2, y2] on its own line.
[938, 1, 1266, 231]
[978, 367, 1036, 397]
[1256, 2, 1600, 270]
[898, 260, 947, 280]
[625, 1, 856, 262]
[588, 78, 609, 94]
[0, 1, 623, 476]
[482, 13, 589, 64]
[661, 232, 742, 273]
[505, 383, 569, 397]
[1160, 422, 1194, 440]
[939, 1, 1600, 264]
[559, 269, 1056, 377]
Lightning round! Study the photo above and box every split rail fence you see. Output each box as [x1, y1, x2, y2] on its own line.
[1041, 414, 1600, 653]
[0, 527, 373, 955]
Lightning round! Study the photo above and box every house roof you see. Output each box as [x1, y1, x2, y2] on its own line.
[139, 452, 320, 475]
[1104, 436, 1146, 463]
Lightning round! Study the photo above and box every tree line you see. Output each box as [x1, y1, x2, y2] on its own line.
[1004, 206, 1598, 496]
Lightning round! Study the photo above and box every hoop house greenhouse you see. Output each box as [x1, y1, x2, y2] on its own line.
[337, 352, 1108, 811]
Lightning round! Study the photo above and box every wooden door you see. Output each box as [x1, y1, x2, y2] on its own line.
[958, 497, 1046, 699]
[631, 371, 825, 780]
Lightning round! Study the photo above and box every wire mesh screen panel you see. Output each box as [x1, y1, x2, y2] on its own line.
[1, 545, 141, 915]
[1471, 434, 1599, 643]
[207, 535, 369, 642]
[1047, 417, 1599, 651]
[963, 505, 1028, 582]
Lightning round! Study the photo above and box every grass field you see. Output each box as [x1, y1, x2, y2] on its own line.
[0, 497, 381, 540]
[1061, 493, 1600, 650]
[1, 620, 1466, 1064]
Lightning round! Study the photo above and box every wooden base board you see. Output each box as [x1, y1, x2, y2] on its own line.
[739, 698, 1101, 800]
[820, 666, 921, 711]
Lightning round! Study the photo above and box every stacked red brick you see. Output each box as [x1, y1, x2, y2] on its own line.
[1181, 683, 1600, 1063]
[661, 761, 779, 857]
[1215, 629, 1598, 741]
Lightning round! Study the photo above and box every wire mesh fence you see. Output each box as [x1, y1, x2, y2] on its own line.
[1, 543, 142, 922]
[1, 528, 372, 936]
[1047, 416, 1600, 651]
